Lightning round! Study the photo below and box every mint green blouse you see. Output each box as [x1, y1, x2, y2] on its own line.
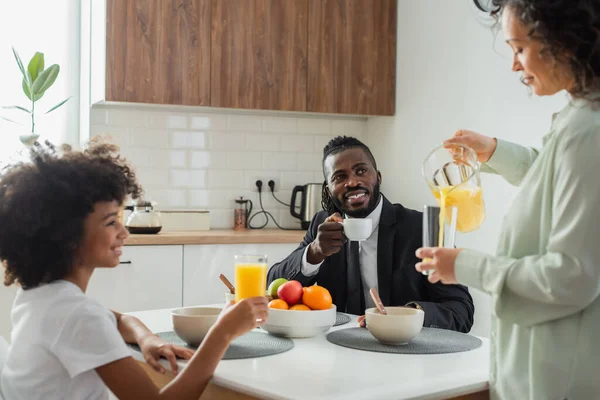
[455, 98, 600, 399]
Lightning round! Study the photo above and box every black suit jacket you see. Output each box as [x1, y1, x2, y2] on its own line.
[268, 196, 474, 333]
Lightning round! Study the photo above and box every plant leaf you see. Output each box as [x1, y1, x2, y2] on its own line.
[27, 52, 45, 83]
[31, 64, 60, 99]
[0, 115, 23, 126]
[2, 105, 31, 114]
[22, 79, 33, 101]
[45, 97, 71, 114]
[12, 47, 31, 86]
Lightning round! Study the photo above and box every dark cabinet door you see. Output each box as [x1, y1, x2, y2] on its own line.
[106, 0, 211, 105]
[307, 0, 397, 115]
[210, 0, 308, 111]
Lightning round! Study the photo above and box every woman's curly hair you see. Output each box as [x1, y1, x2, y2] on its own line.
[0, 139, 142, 289]
[474, 0, 600, 102]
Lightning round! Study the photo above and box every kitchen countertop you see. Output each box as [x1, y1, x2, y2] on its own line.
[128, 307, 490, 400]
[125, 229, 306, 246]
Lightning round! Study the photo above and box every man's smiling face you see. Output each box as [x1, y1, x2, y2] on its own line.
[324, 147, 382, 218]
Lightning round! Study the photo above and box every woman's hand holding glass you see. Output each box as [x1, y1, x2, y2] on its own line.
[415, 247, 462, 285]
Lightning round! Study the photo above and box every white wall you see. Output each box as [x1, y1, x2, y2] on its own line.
[365, 0, 568, 338]
[91, 104, 367, 229]
[0, 0, 80, 160]
[0, 0, 80, 343]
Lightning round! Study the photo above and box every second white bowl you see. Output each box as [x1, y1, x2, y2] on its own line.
[365, 306, 424, 345]
[172, 306, 222, 346]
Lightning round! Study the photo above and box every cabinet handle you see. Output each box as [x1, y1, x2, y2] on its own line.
[119, 261, 132, 264]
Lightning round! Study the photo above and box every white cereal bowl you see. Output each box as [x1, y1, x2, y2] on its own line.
[365, 307, 424, 345]
[172, 306, 222, 346]
[262, 304, 336, 338]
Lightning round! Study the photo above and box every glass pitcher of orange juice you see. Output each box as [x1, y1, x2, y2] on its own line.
[234, 254, 268, 302]
[423, 143, 485, 233]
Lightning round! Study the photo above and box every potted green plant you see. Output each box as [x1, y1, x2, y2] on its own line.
[1, 47, 70, 146]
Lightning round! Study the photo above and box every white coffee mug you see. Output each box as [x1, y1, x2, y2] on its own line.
[342, 218, 372, 241]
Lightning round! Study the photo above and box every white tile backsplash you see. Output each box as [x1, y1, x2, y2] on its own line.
[281, 135, 315, 153]
[280, 171, 316, 190]
[263, 117, 297, 134]
[297, 118, 331, 135]
[170, 170, 206, 188]
[210, 132, 246, 150]
[245, 133, 281, 152]
[209, 170, 245, 189]
[108, 109, 148, 127]
[166, 189, 188, 207]
[262, 152, 297, 171]
[130, 128, 169, 148]
[228, 115, 262, 132]
[189, 190, 210, 207]
[190, 114, 228, 130]
[171, 131, 207, 149]
[190, 151, 211, 169]
[166, 115, 188, 129]
[331, 119, 366, 137]
[169, 150, 188, 168]
[91, 105, 366, 228]
[136, 168, 169, 187]
[226, 152, 262, 170]
[314, 135, 332, 153]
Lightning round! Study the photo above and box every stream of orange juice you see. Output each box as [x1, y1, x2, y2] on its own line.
[235, 263, 268, 301]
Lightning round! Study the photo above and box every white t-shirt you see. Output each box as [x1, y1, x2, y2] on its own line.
[0, 280, 132, 400]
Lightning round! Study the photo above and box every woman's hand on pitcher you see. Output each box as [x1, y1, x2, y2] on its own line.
[415, 247, 462, 285]
[444, 130, 498, 163]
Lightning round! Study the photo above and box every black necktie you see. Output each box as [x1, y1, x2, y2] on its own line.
[346, 241, 365, 315]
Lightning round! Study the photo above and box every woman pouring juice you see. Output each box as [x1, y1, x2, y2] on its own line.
[416, 1, 600, 399]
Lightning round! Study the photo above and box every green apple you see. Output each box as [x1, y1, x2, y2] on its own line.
[267, 278, 288, 298]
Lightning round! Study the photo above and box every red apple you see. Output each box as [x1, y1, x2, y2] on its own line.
[277, 281, 303, 305]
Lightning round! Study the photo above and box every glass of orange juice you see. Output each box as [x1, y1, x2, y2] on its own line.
[234, 254, 268, 302]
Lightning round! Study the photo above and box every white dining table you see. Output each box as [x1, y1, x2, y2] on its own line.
[127, 306, 489, 400]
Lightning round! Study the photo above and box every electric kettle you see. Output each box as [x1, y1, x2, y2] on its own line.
[124, 201, 162, 234]
[290, 183, 323, 230]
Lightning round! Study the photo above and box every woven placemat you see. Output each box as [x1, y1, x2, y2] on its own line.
[129, 331, 293, 360]
[327, 327, 481, 354]
[334, 312, 352, 326]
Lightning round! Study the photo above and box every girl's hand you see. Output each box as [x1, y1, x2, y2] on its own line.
[415, 247, 462, 285]
[138, 334, 194, 375]
[216, 297, 269, 340]
[444, 129, 497, 163]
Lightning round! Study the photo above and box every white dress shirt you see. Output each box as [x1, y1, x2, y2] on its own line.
[302, 195, 383, 309]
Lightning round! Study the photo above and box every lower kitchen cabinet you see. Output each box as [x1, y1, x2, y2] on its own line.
[183, 243, 297, 306]
[87, 245, 183, 312]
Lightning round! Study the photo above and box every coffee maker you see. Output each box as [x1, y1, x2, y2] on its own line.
[290, 183, 323, 229]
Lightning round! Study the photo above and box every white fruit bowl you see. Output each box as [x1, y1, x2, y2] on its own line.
[262, 304, 336, 338]
[172, 306, 221, 346]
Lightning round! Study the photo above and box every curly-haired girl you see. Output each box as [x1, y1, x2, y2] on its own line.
[0, 141, 268, 400]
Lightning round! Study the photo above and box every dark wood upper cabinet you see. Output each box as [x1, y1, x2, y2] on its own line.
[103, 0, 396, 115]
[106, 0, 211, 105]
[307, 0, 397, 115]
[210, 0, 308, 111]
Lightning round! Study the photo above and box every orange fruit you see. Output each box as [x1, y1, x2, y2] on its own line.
[302, 286, 333, 310]
[268, 299, 289, 310]
[289, 304, 311, 311]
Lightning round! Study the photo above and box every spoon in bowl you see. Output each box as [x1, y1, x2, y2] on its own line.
[219, 274, 235, 294]
[369, 288, 387, 315]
